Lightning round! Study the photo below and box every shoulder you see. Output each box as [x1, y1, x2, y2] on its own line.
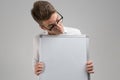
[64, 26, 81, 35]
[33, 29, 48, 41]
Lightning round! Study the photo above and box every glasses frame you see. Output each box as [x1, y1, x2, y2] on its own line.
[44, 12, 63, 31]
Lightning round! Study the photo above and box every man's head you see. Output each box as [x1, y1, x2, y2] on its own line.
[31, 0, 64, 35]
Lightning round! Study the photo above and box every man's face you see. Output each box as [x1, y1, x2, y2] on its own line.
[40, 12, 64, 35]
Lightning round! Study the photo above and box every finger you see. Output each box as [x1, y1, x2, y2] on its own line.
[86, 68, 94, 73]
[35, 68, 42, 72]
[35, 69, 43, 75]
[35, 66, 42, 70]
[86, 64, 93, 68]
[36, 65, 44, 69]
[35, 64, 44, 69]
[86, 60, 93, 65]
[35, 67, 43, 72]
[87, 67, 93, 71]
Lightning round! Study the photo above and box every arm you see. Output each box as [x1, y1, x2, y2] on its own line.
[33, 35, 44, 76]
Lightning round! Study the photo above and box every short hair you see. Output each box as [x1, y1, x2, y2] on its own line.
[31, 0, 57, 24]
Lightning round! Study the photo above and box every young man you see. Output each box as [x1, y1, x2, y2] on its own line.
[31, 0, 94, 76]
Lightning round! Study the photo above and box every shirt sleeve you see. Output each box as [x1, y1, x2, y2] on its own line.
[33, 35, 40, 66]
[72, 28, 81, 35]
[64, 27, 82, 35]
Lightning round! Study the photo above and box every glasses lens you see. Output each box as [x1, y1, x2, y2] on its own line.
[46, 12, 63, 31]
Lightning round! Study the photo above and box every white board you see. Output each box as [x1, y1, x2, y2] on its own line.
[39, 35, 89, 80]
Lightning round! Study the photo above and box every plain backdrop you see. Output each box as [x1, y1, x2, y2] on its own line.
[0, 0, 120, 80]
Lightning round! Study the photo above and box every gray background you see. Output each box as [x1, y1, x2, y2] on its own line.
[0, 0, 120, 80]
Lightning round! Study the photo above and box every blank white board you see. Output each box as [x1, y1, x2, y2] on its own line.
[39, 35, 89, 80]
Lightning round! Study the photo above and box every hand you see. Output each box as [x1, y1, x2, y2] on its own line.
[34, 62, 44, 76]
[86, 60, 94, 74]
